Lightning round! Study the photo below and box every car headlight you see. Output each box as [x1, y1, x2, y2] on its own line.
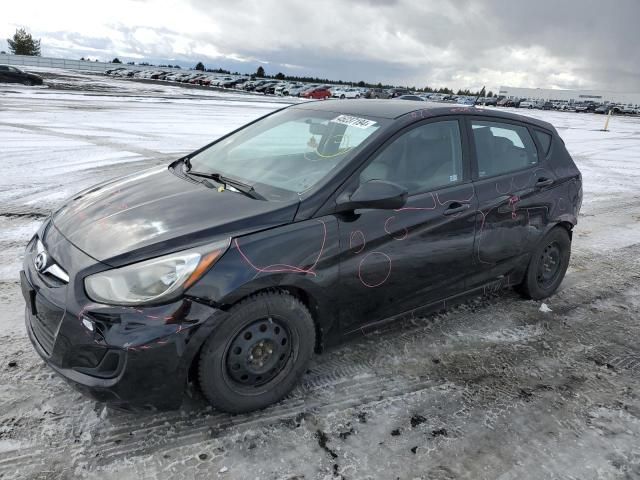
[84, 239, 230, 305]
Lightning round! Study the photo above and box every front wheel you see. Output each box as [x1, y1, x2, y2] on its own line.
[518, 227, 571, 300]
[23, 80, 33, 86]
[198, 291, 315, 413]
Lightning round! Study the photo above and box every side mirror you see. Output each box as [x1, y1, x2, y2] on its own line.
[336, 180, 408, 212]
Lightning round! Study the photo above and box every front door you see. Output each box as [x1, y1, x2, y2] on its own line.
[335, 118, 477, 334]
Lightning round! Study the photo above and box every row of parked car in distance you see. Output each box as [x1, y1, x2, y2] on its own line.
[103, 67, 640, 114]
[103, 68, 447, 100]
[497, 97, 639, 114]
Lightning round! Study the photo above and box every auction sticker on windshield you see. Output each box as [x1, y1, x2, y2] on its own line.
[331, 115, 377, 129]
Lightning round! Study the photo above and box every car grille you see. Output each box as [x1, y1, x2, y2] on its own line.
[31, 296, 64, 355]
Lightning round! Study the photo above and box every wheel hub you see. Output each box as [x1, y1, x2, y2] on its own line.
[536, 242, 561, 288]
[248, 340, 275, 368]
[226, 318, 292, 386]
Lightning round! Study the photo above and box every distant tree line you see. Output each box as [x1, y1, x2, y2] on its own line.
[252, 66, 496, 97]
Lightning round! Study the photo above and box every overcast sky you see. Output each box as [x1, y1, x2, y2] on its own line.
[3, 0, 639, 91]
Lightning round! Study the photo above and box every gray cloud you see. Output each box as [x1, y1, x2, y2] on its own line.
[6, 0, 639, 91]
[180, 0, 640, 90]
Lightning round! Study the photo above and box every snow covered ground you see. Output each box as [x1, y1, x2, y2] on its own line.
[1, 70, 640, 479]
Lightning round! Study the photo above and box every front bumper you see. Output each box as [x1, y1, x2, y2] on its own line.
[21, 226, 227, 410]
[23, 300, 223, 410]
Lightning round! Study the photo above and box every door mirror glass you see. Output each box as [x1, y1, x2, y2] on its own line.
[336, 180, 408, 212]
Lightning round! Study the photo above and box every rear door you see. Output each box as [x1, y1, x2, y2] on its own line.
[466, 117, 556, 287]
[335, 117, 477, 334]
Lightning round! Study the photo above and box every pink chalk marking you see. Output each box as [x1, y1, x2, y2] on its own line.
[384, 216, 408, 240]
[349, 230, 366, 253]
[475, 207, 497, 265]
[508, 195, 520, 219]
[235, 219, 327, 277]
[557, 197, 566, 211]
[496, 168, 553, 195]
[358, 251, 392, 288]
[435, 187, 475, 206]
[495, 178, 514, 195]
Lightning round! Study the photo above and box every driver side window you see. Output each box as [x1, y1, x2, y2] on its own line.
[360, 120, 463, 195]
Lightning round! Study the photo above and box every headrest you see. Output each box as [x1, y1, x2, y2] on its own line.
[412, 125, 448, 142]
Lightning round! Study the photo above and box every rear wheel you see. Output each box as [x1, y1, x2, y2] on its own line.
[518, 227, 571, 300]
[198, 291, 315, 413]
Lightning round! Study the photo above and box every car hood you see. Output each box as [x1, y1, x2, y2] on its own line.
[52, 166, 299, 266]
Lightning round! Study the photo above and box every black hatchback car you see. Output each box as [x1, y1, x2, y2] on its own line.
[0, 65, 43, 85]
[21, 100, 582, 412]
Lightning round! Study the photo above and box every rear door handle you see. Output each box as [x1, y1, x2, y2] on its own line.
[535, 178, 554, 188]
[443, 201, 470, 216]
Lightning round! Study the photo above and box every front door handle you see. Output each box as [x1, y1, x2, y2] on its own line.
[443, 202, 471, 216]
[535, 178, 554, 188]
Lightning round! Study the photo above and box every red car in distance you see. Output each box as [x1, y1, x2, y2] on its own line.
[301, 87, 331, 99]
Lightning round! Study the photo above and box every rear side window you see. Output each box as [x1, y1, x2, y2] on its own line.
[471, 120, 538, 178]
[534, 130, 552, 155]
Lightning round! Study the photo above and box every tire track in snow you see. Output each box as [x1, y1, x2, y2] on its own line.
[0, 246, 639, 477]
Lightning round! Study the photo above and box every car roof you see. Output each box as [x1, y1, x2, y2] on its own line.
[292, 99, 555, 130]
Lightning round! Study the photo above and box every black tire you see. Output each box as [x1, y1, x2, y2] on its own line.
[198, 291, 315, 413]
[518, 227, 571, 300]
[23, 80, 33, 86]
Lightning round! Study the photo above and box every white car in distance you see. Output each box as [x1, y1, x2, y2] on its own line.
[331, 87, 361, 99]
[284, 84, 310, 96]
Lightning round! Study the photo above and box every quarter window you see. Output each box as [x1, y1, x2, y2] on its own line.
[471, 121, 538, 178]
[534, 129, 552, 155]
[360, 120, 463, 194]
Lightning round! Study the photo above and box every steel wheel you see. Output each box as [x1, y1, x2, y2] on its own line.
[536, 242, 562, 289]
[225, 317, 292, 387]
[518, 227, 571, 300]
[198, 291, 316, 413]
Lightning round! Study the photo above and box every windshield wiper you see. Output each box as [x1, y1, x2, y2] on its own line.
[182, 158, 265, 200]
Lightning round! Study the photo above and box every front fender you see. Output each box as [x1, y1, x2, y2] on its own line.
[186, 216, 342, 346]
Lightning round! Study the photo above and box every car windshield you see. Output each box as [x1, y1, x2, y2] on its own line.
[188, 108, 387, 200]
